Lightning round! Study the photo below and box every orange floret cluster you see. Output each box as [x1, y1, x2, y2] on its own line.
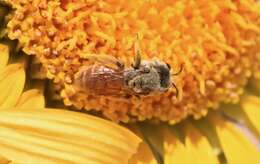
[5, 0, 260, 123]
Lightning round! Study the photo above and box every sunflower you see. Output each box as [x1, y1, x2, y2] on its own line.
[0, 0, 260, 163]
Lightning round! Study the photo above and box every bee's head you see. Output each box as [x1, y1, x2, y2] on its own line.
[150, 60, 171, 90]
[124, 60, 171, 95]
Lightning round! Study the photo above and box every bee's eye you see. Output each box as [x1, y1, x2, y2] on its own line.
[166, 63, 171, 70]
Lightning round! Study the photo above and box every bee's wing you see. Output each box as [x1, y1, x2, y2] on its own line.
[82, 54, 124, 70]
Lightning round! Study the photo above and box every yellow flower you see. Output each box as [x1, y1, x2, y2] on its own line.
[0, 0, 260, 164]
[0, 43, 141, 163]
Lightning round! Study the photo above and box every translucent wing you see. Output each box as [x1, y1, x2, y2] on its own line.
[82, 54, 124, 70]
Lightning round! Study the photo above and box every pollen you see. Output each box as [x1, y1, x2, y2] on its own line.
[4, 0, 260, 123]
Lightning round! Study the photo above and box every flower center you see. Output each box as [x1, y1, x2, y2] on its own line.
[5, 0, 260, 123]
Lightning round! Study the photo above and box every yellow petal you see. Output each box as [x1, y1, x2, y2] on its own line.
[208, 112, 260, 164]
[160, 126, 187, 164]
[128, 126, 157, 164]
[0, 108, 141, 164]
[192, 119, 221, 155]
[184, 122, 219, 164]
[15, 89, 45, 108]
[0, 64, 25, 108]
[0, 44, 9, 71]
[241, 94, 260, 134]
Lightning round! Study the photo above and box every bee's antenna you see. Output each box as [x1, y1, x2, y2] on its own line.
[172, 64, 183, 76]
[132, 33, 142, 69]
[172, 82, 179, 98]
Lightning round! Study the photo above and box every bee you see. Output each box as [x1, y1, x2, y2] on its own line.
[73, 35, 182, 97]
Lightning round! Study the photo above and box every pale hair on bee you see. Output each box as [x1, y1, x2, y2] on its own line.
[73, 34, 183, 97]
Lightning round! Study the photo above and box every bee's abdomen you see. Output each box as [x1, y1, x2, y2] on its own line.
[74, 65, 124, 96]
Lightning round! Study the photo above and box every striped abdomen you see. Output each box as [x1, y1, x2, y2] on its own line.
[74, 65, 125, 96]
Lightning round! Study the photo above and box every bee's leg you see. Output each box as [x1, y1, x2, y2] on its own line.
[172, 82, 179, 97]
[132, 34, 142, 69]
[83, 54, 124, 70]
